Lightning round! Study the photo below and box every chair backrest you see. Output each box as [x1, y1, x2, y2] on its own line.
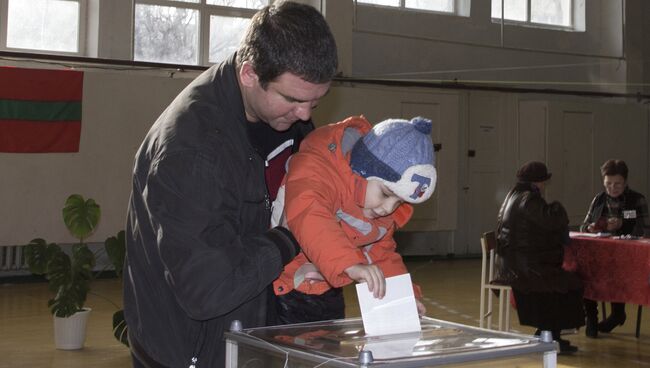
[480, 231, 501, 285]
[482, 231, 497, 253]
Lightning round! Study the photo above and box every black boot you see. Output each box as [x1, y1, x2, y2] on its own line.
[584, 299, 598, 338]
[553, 330, 578, 354]
[598, 302, 626, 333]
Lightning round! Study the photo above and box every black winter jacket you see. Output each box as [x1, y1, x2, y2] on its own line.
[124, 54, 299, 368]
[579, 187, 649, 236]
[496, 182, 581, 294]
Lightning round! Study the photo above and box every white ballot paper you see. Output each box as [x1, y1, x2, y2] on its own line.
[355, 273, 421, 336]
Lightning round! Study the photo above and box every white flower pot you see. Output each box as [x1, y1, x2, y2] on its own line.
[53, 308, 92, 350]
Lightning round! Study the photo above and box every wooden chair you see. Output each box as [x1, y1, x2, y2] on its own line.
[479, 231, 512, 331]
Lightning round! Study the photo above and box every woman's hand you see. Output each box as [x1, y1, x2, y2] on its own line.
[606, 217, 622, 232]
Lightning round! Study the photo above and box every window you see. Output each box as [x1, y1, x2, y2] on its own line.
[491, 0, 580, 29]
[357, 0, 456, 14]
[133, 0, 269, 66]
[0, 0, 85, 54]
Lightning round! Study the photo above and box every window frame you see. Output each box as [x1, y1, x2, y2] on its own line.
[133, 0, 264, 66]
[491, 0, 577, 31]
[0, 0, 87, 56]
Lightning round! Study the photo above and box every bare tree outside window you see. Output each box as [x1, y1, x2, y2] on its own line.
[531, 0, 571, 26]
[207, 0, 268, 9]
[7, 0, 79, 53]
[134, 4, 198, 65]
[491, 0, 527, 22]
[209, 16, 250, 63]
[492, 0, 572, 27]
[357, 0, 400, 7]
[358, 0, 456, 13]
[406, 0, 453, 12]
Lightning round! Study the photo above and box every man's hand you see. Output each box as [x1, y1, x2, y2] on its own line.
[344, 264, 385, 299]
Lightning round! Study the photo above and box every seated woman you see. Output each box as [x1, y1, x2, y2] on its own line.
[580, 159, 649, 338]
[496, 161, 584, 354]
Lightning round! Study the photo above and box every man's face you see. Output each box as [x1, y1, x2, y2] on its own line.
[240, 63, 330, 131]
[362, 180, 403, 219]
[603, 174, 626, 198]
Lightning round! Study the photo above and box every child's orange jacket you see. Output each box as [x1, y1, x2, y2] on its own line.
[272, 116, 422, 298]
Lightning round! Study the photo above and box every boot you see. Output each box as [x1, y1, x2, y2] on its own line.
[583, 299, 598, 338]
[553, 330, 578, 354]
[598, 302, 626, 333]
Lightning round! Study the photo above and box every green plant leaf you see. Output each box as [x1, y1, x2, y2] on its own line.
[24, 239, 59, 275]
[105, 230, 125, 278]
[62, 194, 101, 241]
[112, 309, 129, 347]
[71, 244, 96, 278]
[46, 251, 73, 294]
[49, 281, 90, 317]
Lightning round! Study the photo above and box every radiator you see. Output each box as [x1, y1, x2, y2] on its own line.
[0, 245, 28, 272]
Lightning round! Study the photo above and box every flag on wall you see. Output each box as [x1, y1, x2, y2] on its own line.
[0, 66, 83, 153]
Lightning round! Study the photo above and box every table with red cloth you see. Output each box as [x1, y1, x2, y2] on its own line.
[563, 232, 650, 306]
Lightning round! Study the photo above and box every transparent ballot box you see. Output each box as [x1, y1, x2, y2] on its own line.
[224, 317, 558, 367]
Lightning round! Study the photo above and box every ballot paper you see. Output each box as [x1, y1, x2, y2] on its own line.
[355, 273, 421, 336]
[362, 336, 420, 359]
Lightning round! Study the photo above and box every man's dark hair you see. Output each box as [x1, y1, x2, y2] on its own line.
[601, 159, 628, 180]
[237, 1, 338, 89]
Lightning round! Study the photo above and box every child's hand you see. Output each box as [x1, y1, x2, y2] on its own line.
[344, 264, 385, 299]
[416, 299, 426, 316]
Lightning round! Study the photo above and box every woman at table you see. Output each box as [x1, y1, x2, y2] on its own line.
[580, 159, 649, 337]
[496, 161, 584, 354]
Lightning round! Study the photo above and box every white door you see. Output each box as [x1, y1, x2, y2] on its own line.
[465, 93, 505, 255]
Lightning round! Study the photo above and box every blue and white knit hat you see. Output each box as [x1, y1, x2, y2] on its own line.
[350, 116, 436, 204]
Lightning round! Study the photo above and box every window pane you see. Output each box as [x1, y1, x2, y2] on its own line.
[134, 4, 199, 65]
[209, 15, 250, 63]
[406, 0, 453, 13]
[491, 0, 527, 22]
[207, 0, 268, 9]
[531, 0, 571, 26]
[357, 0, 400, 7]
[7, 0, 79, 52]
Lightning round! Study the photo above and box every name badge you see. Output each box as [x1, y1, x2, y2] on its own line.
[623, 210, 637, 219]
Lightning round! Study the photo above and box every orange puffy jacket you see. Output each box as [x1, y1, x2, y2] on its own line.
[272, 116, 422, 299]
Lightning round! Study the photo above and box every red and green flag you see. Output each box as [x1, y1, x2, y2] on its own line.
[0, 66, 83, 153]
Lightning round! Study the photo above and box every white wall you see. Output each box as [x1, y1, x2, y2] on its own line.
[0, 66, 191, 245]
[1, 0, 649, 255]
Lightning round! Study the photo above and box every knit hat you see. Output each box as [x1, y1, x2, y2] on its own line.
[516, 161, 552, 182]
[350, 116, 436, 204]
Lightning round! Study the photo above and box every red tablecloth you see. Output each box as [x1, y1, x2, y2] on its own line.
[563, 232, 650, 306]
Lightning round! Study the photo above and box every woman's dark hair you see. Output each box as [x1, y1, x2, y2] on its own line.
[600, 159, 628, 180]
[237, 1, 338, 89]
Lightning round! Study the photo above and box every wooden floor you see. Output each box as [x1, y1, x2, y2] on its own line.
[1, 258, 648, 367]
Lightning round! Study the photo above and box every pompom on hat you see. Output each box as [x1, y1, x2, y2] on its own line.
[350, 116, 436, 204]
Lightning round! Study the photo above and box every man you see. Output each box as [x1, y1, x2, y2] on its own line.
[580, 159, 649, 337]
[123, 2, 338, 367]
[495, 161, 584, 354]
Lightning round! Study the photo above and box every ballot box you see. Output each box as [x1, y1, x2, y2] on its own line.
[224, 317, 558, 367]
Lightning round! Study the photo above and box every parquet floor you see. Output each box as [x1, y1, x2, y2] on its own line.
[1, 258, 648, 367]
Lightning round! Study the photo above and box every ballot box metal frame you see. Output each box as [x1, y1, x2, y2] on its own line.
[224, 317, 558, 367]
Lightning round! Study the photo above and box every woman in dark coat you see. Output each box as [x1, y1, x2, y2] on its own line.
[496, 161, 584, 354]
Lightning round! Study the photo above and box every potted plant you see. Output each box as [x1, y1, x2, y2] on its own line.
[104, 229, 129, 347]
[24, 194, 100, 350]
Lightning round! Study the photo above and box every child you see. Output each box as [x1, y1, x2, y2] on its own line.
[271, 115, 436, 324]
